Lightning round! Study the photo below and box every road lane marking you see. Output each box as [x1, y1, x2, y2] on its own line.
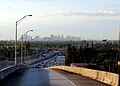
[59, 74, 77, 86]
[52, 70, 76, 86]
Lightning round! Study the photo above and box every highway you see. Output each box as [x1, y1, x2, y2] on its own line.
[1, 68, 109, 86]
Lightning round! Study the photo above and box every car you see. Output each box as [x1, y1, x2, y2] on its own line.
[34, 66, 41, 68]
[43, 54, 46, 57]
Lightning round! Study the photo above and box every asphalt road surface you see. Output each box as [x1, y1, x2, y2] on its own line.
[1, 68, 109, 86]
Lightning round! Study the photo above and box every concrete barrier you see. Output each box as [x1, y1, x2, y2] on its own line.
[0, 65, 26, 80]
[49, 66, 118, 86]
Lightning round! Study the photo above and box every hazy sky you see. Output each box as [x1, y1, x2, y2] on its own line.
[0, 0, 120, 40]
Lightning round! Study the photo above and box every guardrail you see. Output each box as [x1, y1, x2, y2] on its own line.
[49, 66, 118, 86]
[0, 65, 26, 80]
[0, 61, 14, 71]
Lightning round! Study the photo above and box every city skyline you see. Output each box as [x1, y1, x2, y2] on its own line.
[0, 0, 120, 40]
[19, 34, 81, 41]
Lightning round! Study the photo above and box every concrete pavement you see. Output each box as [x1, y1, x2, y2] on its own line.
[1, 68, 109, 86]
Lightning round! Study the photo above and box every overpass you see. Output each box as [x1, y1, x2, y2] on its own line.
[0, 66, 109, 86]
[0, 53, 118, 86]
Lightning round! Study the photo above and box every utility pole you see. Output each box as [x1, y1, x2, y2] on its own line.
[118, 26, 120, 86]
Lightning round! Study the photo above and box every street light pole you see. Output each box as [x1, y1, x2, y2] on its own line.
[21, 30, 33, 65]
[15, 22, 17, 65]
[15, 15, 32, 65]
[21, 35, 23, 65]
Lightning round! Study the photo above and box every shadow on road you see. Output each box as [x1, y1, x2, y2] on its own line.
[0, 68, 51, 86]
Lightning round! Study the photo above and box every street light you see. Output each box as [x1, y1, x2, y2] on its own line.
[15, 15, 32, 65]
[21, 30, 33, 65]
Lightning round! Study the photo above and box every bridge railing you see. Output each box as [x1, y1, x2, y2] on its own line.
[0, 65, 26, 80]
[0, 60, 14, 71]
[49, 66, 118, 86]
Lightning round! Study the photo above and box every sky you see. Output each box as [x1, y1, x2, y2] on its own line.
[0, 0, 120, 40]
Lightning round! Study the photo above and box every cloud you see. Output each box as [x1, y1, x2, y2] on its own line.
[16, 0, 68, 2]
[98, 9, 120, 16]
[37, 9, 120, 18]
[30, 8, 120, 23]
[6, 6, 14, 10]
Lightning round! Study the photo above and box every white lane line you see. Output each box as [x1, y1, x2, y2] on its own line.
[52, 70, 76, 86]
[59, 73, 77, 86]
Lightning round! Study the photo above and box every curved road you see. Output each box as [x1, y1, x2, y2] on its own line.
[1, 68, 109, 86]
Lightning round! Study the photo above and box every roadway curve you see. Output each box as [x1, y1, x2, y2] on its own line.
[1, 68, 108, 86]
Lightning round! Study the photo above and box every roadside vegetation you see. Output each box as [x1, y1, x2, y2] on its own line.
[65, 40, 119, 73]
[0, 40, 119, 73]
